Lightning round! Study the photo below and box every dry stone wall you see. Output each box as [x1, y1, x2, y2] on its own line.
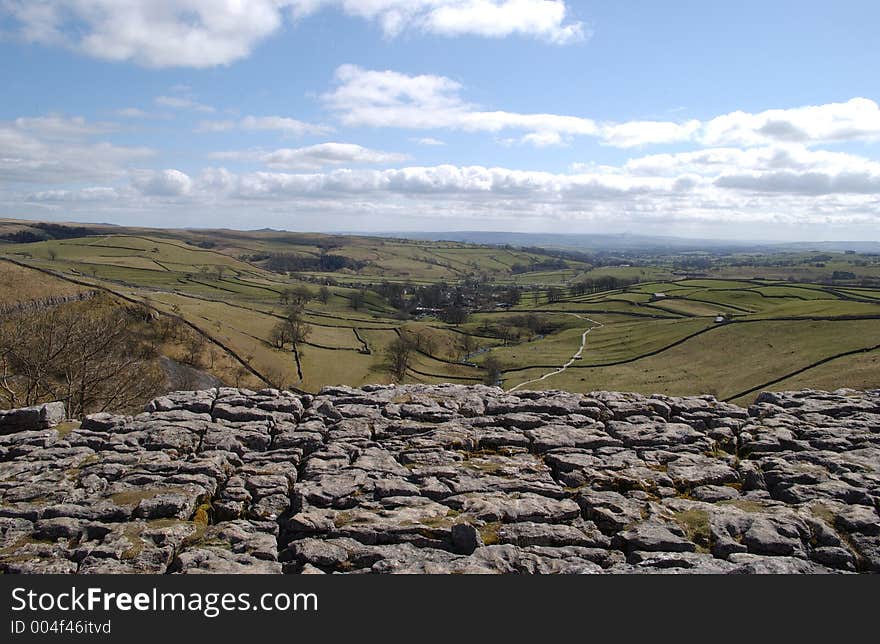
[1, 385, 878, 574]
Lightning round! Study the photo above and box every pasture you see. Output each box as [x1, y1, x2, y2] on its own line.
[2, 221, 878, 402]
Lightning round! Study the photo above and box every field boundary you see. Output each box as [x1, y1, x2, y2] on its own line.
[723, 343, 880, 403]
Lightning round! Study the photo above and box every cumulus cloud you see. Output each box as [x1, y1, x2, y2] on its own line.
[600, 120, 702, 148]
[323, 64, 597, 143]
[2, 1, 585, 68]
[715, 171, 880, 196]
[197, 116, 333, 137]
[210, 143, 410, 170]
[323, 67, 880, 151]
[699, 98, 880, 146]
[0, 116, 153, 184]
[605, 98, 880, 148]
[291, 0, 586, 44]
[5, 95, 880, 234]
[9, 153, 880, 232]
[2, 0, 288, 68]
[623, 145, 880, 180]
[181, 164, 678, 202]
[154, 140, 880, 219]
[131, 169, 192, 196]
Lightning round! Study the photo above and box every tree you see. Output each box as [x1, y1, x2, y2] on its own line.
[441, 305, 468, 325]
[270, 303, 311, 349]
[495, 320, 518, 345]
[384, 336, 412, 382]
[458, 334, 478, 361]
[0, 298, 164, 416]
[285, 286, 314, 307]
[318, 286, 331, 304]
[349, 291, 365, 311]
[482, 356, 503, 387]
[501, 286, 521, 306]
[207, 346, 220, 369]
[182, 333, 207, 367]
[232, 363, 250, 388]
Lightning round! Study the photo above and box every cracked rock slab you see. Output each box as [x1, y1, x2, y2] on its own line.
[0, 385, 878, 574]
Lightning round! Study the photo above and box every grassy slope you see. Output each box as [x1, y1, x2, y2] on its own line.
[2, 222, 878, 399]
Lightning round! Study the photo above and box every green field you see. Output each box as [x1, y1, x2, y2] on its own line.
[2, 219, 878, 403]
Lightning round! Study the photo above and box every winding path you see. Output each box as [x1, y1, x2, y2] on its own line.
[508, 314, 604, 391]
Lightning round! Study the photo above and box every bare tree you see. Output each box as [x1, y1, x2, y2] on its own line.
[482, 356, 503, 386]
[318, 286, 331, 304]
[270, 303, 311, 349]
[384, 336, 412, 382]
[181, 333, 207, 367]
[0, 298, 164, 416]
[233, 363, 250, 388]
[459, 333, 478, 360]
[281, 286, 313, 307]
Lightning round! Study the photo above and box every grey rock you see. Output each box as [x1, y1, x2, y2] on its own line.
[451, 523, 484, 554]
[614, 521, 697, 554]
[0, 402, 66, 433]
[1, 385, 878, 575]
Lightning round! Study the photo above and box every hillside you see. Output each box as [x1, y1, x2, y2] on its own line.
[1, 385, 877, 574]
[1, 218, 879, 412]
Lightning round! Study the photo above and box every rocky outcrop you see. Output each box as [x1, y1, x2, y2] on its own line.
[0, 385, 878, 574]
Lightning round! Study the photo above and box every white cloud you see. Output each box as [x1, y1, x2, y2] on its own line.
[715, 171, 880, 195]
[210, 143, 410, 170]
[0, 116, 153, 184]
[12, 115, 117, 139]
[412, 137, 446, 146]
[323, 64, 597, 143]
[240, 116, 334, 137]
[518, 131, 565, 147]
[2, 0, 286, 68]
[26, 187, 123, 202]
[323, 67, 880, 151]
[196, 116, 332, 137]
[699, 98, 880, 146]
[186, 164, 678, 202]
[291, 0, 586, 44]
[600, 120, 701, 148]
[2, 1, 585, 68]
[131, 169, 192, 196]
[155, 95, 214, 113]
[623, 144, 880, 180]
[115, 108, 151, 118]
[196, 120, 237, 133]
[8, 155, 880, 233]
[602, 98, 880, 148]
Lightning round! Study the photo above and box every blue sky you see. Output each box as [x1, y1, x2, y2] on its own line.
[1, 1, 879, 240]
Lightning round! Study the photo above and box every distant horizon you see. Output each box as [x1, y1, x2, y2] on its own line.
[5, 215, 880, 248]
